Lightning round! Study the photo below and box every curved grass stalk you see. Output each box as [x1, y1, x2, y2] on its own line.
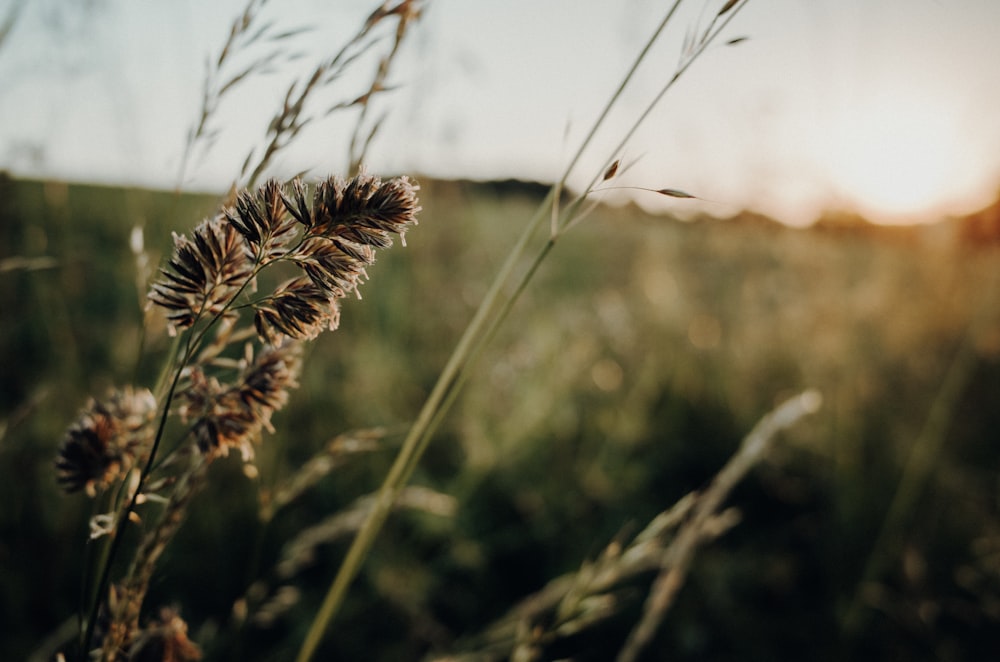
[616, 390, 821, 662]
[295, 2, 754, 659]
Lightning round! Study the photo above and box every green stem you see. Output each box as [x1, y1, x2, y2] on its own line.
[294, 2, 755, 658]
[555, 0, 683, 196]
[560, 0, 751, 236]
[295, 191, 555, 662]
[409, 237, 557, 474]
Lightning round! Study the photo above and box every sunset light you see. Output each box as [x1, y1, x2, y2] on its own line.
[820, 93, 980, 223]
[5, 2, 1000, 661]
[2, 1, 1000, 227]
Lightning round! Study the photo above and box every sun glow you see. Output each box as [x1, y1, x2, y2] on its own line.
[821, 94, 976, 222]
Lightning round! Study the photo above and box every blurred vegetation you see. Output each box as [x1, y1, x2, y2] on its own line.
[2, 174, 1000, 660]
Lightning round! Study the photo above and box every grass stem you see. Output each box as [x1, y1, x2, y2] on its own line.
[295, 2, 754, 658]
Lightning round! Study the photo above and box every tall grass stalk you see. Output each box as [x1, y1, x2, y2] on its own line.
[616, 389, 821, 662]
[61, 170, 420, 661]
[423, 390, 821, 661]
[177, 0, 422, 190]
[79, 281, 259, 656]
[296, 1, 753, 659]
[54, 3, 425, 657]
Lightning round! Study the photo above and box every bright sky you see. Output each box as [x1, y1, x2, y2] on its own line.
[2, 0, 1000, 226]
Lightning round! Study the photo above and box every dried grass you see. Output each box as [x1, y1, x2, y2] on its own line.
[59, 171, 420, 660]
[426, 391, 821, 662]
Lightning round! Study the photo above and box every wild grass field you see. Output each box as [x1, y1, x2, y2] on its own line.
[2, 174, 999, 661]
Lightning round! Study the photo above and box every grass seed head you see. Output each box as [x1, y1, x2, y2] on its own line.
[56, 387, 157, 496]
[180, 342, 302, 460]
[127, 607, 202, 662]
[254, 276, 341, 344]
[148, 216, 254, 334]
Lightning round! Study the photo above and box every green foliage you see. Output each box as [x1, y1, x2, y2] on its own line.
[2, 176, 1000, 660]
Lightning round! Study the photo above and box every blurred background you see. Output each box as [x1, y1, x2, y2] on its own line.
[4, 0, 1000, 223]
[2, 1, 1000, 660]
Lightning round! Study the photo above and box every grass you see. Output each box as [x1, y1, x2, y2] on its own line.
[3, 0, 1000, 659]
[3, 173, 1000, 660]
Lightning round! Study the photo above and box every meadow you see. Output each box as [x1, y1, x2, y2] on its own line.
[2, 173, 999, 660]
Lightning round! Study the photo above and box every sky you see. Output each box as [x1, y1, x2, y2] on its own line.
[2, 0, 1000, 226]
